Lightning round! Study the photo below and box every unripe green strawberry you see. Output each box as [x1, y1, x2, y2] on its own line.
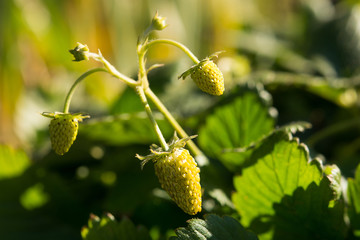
[42, 112, 89, 155]
[179, 52, 225, 96]
[154, 148, 201, 215]
[190, 60, 224, 96]
[137, 134, 202, 215]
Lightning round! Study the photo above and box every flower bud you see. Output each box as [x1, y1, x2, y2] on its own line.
[151, 11, 167, 31]
[69, 42, 90, 61]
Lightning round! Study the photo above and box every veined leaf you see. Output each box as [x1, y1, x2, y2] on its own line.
[348, 163, 360, 237]
[81, 213, 151, 240]
[170, 214, 258, 240]
[198, 88, 276, 172]
[224, 121, 311, 155]
[80, 112, 173, 145]
[232, 132, 346, 239]
[270, 177, 346, 240]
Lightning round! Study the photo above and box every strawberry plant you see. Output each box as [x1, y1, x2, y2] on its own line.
[2, 10, 360, 240]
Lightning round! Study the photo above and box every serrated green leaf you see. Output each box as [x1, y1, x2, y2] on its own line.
[225, 121, 311, 154]
[275, 121, 312, 134]
[80, 113, 172, 145]
[198, 89, 275, 172]
[232, 133, 346, 239]
[170, 214, 258, 240]
[348, 163, 360, 237]
[0, 145, 30, 179]
[232, 133, 322, 226]
[82, 213, 151, 240]
[270, 177, 346, 240]
[324, 164, 342, 205]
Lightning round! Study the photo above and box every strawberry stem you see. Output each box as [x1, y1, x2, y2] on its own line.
[136, 37, 207, 162]
[63, 68, 107, 113]
[94, 50, 138, 87]
[145, 88, 207, 162]
[136, 86, 169, 151]
[142, 39, 200, 64]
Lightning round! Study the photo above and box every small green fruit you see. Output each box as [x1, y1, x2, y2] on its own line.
[154, 148, 201, 215]
[190, 60, 224, 96]
[42, 112, 89, 155]
[179, 52, 225, 96]
[137, 134, 202, 215]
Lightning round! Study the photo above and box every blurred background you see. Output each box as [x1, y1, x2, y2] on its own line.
[2, 0, 360, 150]
[1, 0, 360, 239]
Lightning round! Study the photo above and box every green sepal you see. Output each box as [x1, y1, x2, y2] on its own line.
[136, 132, 197, 169]
[178, 51, 224, 80]
[69, 42, 90, 62]
[41, 112, 90, 121]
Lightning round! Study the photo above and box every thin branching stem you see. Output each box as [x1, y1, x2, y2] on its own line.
[145, 88, 205, 158]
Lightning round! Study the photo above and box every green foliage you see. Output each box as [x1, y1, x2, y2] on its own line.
[199, 87, 276, 172]
[81, 213, 151, 240]
[170, 214, 258, 240]
[19, 183, 50, 210]
[348, 163, 360, 237]
[232, 132, 346, 239]
[3, 1, 360, 240]
[0, 145, 30, 179]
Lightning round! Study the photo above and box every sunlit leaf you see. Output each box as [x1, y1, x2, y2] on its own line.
[269, 177, 346, 240]
[225, 121, 311, 155]
[0, 145, 30, 179]
[81, 213, 151, 240]
[232, 132, 346, 239]
[198, 88, 276, 172]
[348, 163, 360, 237]
[170, 214, 258, 240]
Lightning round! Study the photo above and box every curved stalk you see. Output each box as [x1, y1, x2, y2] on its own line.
[137, 39, 205, 159]
[142, 39, 200, 64]
[63, 68, 107, 113]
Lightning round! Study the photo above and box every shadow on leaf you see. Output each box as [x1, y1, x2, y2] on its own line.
[249, 178, 347, 240]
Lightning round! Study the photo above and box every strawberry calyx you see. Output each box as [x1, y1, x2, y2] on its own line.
[136, 132, 197, 169]
[41, 112, 90, 121]
[178, 51, 224, 81]
[41, 112, 90, 155]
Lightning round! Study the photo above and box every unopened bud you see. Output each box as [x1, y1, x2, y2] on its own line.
[69, 42, 90, 61]
[152, 11, 167, 31]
